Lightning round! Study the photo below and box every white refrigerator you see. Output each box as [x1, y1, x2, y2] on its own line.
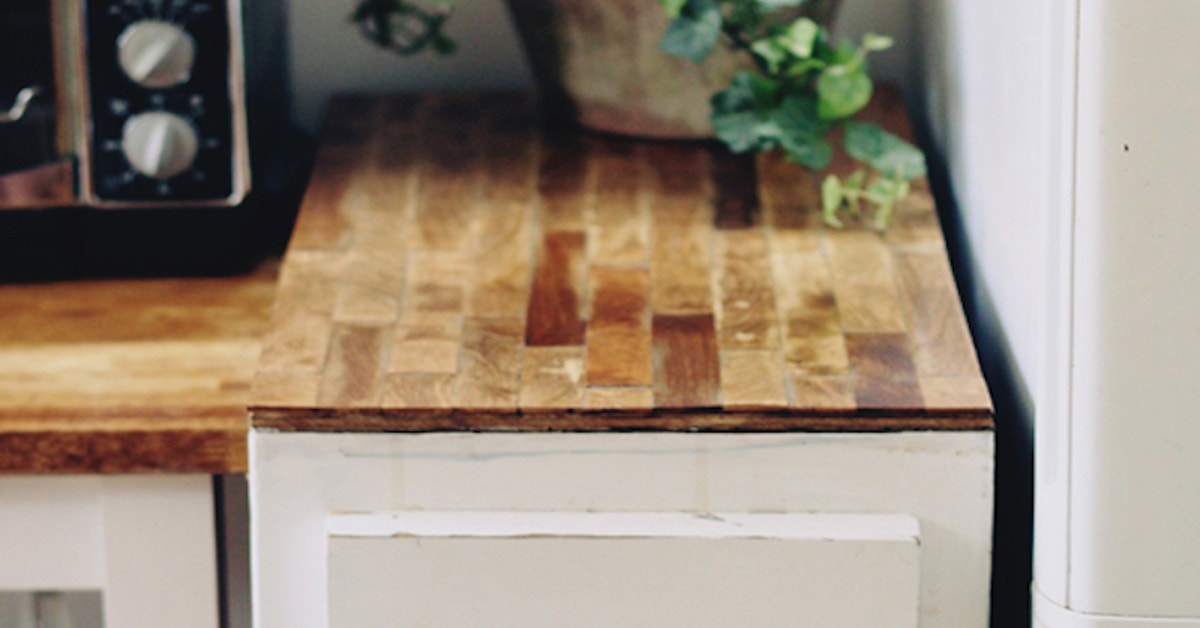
[921, 0, 1200, 625]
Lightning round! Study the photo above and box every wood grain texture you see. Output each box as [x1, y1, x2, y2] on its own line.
[653, 314, 721, 410]
[455, 317, 524, 411]
[845, 334, 924, 411]
[0, 260, 278, 473]
[586, 267, 652, 387]
[521, 347, 587, 412]
[651, 197, 713, 315]
[251, 90, 991, 433]
[588, 139, 650, 266]
[317, 323, 392, 408]
[537, 130, 589, 231]
[714, 230, 780, 350]
[721, 350, 788, 410]
[526, 231, 587, 346]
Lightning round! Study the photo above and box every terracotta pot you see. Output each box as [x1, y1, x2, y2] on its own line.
[504, 0, 843, 138]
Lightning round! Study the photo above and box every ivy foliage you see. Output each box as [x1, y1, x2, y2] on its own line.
[658, 0, 926, 229]
[351, 0, 457, 56]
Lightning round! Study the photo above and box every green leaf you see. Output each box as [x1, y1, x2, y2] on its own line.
[781, 134, 832, 169]
[711, 72, 778, 113]
[757, 0, 809, 9]
[862, 32, 894, 52]
[786, 57, 826, 79]
[816, 66, 873, 120]
[658, 0, 689, 19]
[821, 175, 845, 228]
[659, 0, 722, 63]
[430, 32, 457, 55]
[712, 111, 777, 153]
[770, 95, 832, 169]
[864, 178, 899, 205]
[782, 18, 819, 58]
[844, 121, 928, 180]
[751, 39, 788, 74]
[844, 169, 867, 191]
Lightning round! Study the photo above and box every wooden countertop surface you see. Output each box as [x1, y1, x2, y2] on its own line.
[0, 261, 277, 473]
[251, 89, 992, 433]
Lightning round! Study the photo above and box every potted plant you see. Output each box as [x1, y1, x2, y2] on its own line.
[351, 0, 924, 229]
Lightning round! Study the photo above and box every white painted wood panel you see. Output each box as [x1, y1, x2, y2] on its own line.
[328, 512, 920, 628]
[250, 431, 994, 628]
[0, 475, 220, 628]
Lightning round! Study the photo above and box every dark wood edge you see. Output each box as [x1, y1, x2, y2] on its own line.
[0, 430, 247, 475]
[250, 408, 994, 434]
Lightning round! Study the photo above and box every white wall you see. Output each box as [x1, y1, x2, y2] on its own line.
[917, 0, 1076, 623]
[285, 0, 920, 132]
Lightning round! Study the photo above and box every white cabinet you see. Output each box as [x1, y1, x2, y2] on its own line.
[250, 431, 994, 627]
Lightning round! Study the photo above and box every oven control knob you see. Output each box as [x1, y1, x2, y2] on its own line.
[117, 20, 197, 89]
[121, 112, 199, 180]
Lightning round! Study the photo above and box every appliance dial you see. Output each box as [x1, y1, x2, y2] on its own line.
[117, 20, 196, 89]
[121, 111, 199, 180]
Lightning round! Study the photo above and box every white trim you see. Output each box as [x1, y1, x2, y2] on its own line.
[1035, 587, 1200, 628]
[328, 511, 921, 542]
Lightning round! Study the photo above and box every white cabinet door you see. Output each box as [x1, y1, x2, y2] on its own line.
[327, 511, 920, 628]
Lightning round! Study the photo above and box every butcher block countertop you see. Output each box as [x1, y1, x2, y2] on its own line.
[251, 89, 992, 433]
[0, 261, 277, 473]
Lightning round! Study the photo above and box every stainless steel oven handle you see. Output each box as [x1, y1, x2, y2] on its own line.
[0, 86, 43, 124]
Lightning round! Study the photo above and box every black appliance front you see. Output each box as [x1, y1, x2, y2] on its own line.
[0, 0, 298, 281]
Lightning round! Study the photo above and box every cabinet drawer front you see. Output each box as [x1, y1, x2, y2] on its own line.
[328, 511, 920, 628]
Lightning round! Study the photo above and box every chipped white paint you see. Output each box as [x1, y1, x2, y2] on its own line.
[250, 430, 993, 627]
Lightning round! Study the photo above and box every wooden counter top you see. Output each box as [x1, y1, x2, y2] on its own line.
[0, 261, 277, 473]
[251, 89, 991, 433]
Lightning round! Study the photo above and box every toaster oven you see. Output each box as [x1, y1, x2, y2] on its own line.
[0, 0, 291, 279]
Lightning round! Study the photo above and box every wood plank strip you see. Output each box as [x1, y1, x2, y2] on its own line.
[720, 350, 788, 410]
[710, 149, 761, 229]
[584, 387, 655, 412]
[883, 178, 942, 249]
[920, 376, 992, 413]
[651, 197, 713, 315]
[483, 95, 538, 202]
[894, 250, 981, 377]
[644, 143, 708, 200]
[845, 333, 923, 411]
[771, 240, 850, 376]
[537, 129, 589, 231]
[258, 250, 341, 372]
[758, 153, 821, 231]
[825, 230, 906, 333]
[382, 373, 456, 410]
[652, 314, 721, 409]
[316, 323, 392, 408]
[0, 430, 246, 474]
[387, 314, 462, 375]
[405, 250, 468, 315]
[788, 373, 857, 411]
[252, 371, 321, 408]
[714, 231, 779, 349]
[287, 143, 357, 250]
[520, 347, 586, 412]
[455, 317, 524, 411]
[287, 96, 384, 250]
[588, 140, 649, 265]
[586, 267, 652, 387]
[411, 95, 482, 250]
[466, 198, 533, 317]
[332, 247, 407, 324]
[525, 231, 587, 346]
